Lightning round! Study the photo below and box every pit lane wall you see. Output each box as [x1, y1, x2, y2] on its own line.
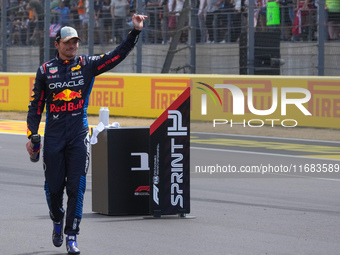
[0, 73, 339, 129]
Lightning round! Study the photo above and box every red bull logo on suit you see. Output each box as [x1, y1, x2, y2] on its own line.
[53, 89, 82, 101]
[50, 89, 83, 113]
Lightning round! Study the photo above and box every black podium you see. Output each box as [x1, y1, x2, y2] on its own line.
[92, 127, 150, 215]
[92, 87, 191, 217]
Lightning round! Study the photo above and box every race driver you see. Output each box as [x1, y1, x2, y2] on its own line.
[26, 14, 147, 255]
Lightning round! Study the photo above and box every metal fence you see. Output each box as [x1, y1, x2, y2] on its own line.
[0, 0, 339, 75]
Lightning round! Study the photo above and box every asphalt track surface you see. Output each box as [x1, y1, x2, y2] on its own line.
[1, 121, 340, 255]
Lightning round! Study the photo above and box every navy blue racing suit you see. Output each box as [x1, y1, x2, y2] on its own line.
[27, 28, 141, 235]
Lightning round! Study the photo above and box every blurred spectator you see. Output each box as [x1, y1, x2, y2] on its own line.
[26, 0, 43, 46]
[17, 0, 28, 15]
[160, 0, 168, 44]
[20, 13, 29, 45]
[10, 0, 20, 9]
[219, 0, 235, 43]
[52, 0, 71, 26]
[128, 0, 136, 14]
[257, 0, 268, 31]
[77, 0, 88, 43]
[111, 0, 129, 44]
[26, 4, 34, 45]
[26, 0, 44, 63]
[13, 4, 30, 46]
[165, 0, 176, 43]
[70, 0, 79, 26]
[101, 0, 112, 44]
[174, 0, 184, 23]
[203, 0, 224, 43]
[94, 0, 102, 27]
[145, 0, 162, 43]
[326, 0, 340, 40]
[197, 0, 207, 43]
[51, 0, 60, 10]
[50, 0, 60, 23]
[11, 12, 22, 45]
[292, 0, 315, 40]
[287, 0, 296, 24]
[280, 0, 294, 40]
[70, 1, 80, 30]
[94, 0, 102, 44]
[266, 0, 280, 31]
[174, 0, 187, 43]
[7, 12, 16, 46]
[232, 0, 244, 42]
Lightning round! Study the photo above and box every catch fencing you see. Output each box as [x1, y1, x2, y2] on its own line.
[0, 0, 339, 75]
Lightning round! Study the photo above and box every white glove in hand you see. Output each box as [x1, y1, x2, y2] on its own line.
[90, 122, 105, 145]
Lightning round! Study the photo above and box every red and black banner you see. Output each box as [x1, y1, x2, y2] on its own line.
[149, 87, 190, 217]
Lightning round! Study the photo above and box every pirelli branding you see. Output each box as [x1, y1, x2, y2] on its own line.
[150, 79, 190, 110]
[0, 77, 9, 104]
[0, 73, 338, 129]
[307, 81, 340, 118]
[89, 77, 124, 108]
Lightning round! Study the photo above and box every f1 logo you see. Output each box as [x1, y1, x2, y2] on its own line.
[153, 184, 159, 205]
[131, 152, 150, 171]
